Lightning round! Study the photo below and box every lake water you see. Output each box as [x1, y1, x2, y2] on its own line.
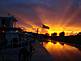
[43, 42, 81, 61]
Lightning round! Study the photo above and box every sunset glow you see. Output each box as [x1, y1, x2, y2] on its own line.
[15, 13, 81, 36]
[2, 0, 81, 35]
[1, 0, 81, 61]
[43, 41, 81, 61]
[20, 24, 81, 36]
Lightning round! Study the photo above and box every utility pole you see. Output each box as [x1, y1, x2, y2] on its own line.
[37, 28, 39, 34]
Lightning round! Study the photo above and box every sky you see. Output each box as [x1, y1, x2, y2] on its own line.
[0, 0, 81, 34]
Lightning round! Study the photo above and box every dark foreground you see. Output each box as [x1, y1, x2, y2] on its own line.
[0, 43, 81, 61]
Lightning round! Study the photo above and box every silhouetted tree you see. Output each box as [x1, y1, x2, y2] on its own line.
[77, 32, 81, 35]
[59, 32, 65, 42]
[59, 32, 65, 36]
[51, 32, 57, 37]
[45, 33, 49, 36]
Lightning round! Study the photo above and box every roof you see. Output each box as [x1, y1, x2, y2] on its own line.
[0, 16, 17, 22]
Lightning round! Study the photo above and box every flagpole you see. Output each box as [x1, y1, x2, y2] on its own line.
[37, 28, 39, 34]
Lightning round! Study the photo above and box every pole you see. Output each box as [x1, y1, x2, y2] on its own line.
[37, 28, 39, 34]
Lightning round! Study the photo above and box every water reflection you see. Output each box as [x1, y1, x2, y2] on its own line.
[43, 41, 81, 61]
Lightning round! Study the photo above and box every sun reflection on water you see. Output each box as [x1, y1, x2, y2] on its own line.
[43, 41, 81, 61]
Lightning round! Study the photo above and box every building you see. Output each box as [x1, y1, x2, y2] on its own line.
[0, 15, 47, 61]
[0, 16, 17, 31]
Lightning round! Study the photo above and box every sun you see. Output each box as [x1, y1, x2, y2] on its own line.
[47, 26, 80, 36]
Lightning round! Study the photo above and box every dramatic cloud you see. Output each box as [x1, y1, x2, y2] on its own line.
[0, 0, 81, 33]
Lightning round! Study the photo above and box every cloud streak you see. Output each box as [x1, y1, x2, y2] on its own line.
[0, 0, 81, 33]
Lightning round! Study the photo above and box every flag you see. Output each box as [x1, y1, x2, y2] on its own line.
[42, 24, 49, 29]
